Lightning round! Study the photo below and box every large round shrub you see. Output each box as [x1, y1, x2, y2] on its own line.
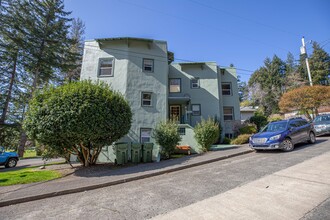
[23, 81, 132, 166]
[194, 118, 220, 151]
[153, 120, 181, 159]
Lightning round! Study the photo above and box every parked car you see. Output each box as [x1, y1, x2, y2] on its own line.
[0, 146, 19, 168]
[313, 114, 330, 136]
[249, 118, 316, 152]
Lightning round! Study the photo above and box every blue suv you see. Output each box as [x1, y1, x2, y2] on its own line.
[249, 118, 316, 152]
[0, 146, 19, 168]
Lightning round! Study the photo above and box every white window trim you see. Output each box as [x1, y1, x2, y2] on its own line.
[224, 107, 234, 121]
[140, 128, 152, 143]
[98, 58, 114, 77]
[222, 82, 232, 96]
[191, 104, 201, 116]
[143, 58, 154, 73]
[169, 78, 181, 93]
[141, 92, 152, 107]
[191, 78, 200, 89]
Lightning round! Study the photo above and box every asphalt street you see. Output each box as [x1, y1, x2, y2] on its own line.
[0, 158, 65, 170]
[1, 136, 330, 220]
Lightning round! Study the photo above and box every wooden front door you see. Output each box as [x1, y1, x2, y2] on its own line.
[170, 105, 181, 122]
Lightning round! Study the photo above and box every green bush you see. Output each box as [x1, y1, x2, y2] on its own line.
[239, 124, 257, 134]
[249, 115, 268, 131]
[231, 134, 251, 145]
[194, 118, 220, 151]
[153, 120, 181, 159]
[222, 137, 231, 144]
[23, 81, 132, 167]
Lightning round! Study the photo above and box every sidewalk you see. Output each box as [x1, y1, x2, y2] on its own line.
[152, 150, 330, 220]
[0, 145, 253, 207]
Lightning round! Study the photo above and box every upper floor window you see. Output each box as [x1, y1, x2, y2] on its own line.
[142, 92, 152, 106]
[192, 104, 201, 116]
[224, 107, 234, 120]
[99, 58, 114, 77]
[140, 128, 152, 143]
[169, 78, 181, 93]
[143, 58, 154, 72]
[222, 83, 232, 95]
[191, 78, 200, 89]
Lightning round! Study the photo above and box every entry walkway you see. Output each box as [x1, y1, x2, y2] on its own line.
[0, 145, 253, 207]
[152, 151, 330, 220]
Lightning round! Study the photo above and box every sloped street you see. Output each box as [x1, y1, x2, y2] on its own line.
[1, 136, 330, 219]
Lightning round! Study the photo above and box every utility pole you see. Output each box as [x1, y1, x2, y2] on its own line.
[300, 37, 313, 86]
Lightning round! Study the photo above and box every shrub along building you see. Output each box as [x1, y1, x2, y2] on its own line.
[80, 37, 240, 160]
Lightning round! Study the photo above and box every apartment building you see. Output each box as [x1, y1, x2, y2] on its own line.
[80, 37, 240, 154]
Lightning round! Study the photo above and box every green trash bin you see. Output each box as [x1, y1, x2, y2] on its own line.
[131, 143, 142, 163]
[115, 143, 128, 165]
[142, 143, 153, 163]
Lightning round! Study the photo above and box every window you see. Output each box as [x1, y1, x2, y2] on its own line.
[142, 92, 152, 106]
[192, 104, 201, 116]
[224, 107, 234, 120]
[225, 133, 233, 139]
[178, 127, 186, 135]
[169, 78, 181, 93]
[143, 59, 154, 72]
[99, 58, 114, 77]
[222, 83, 232, 95]
[140, 128, 152, 143]
[191, 78, 200, 89]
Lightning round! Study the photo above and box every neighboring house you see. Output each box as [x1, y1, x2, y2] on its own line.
[80, 37, 240, 157]
[240, 106, 258, 123]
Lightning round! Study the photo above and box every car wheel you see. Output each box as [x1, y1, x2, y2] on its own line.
[308, 132, 316, 144]
[5, 158, 17, 168]
[282, 138, 294, 152]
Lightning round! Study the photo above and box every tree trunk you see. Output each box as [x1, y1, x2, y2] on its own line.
[18, 131, 27, 157]
[0, 51, 18, 141]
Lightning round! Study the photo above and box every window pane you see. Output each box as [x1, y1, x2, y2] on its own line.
[191, 78, 199, 88]
[99, 59, 113, 76]
[143, 59, 154, 72]
[222, 83, 231, 95]
[170, 79, 181, 93]
[224, 107, 234, 120]
[224, 108, 233, 114]
[141, 129, 151, 142]
[142, 92, 152, 106]
[143, 93, 151, 99]
[192, 104, 201, 116]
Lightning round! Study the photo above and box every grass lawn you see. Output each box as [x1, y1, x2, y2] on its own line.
[0, 168, 62, 186]
[22, 150, 38, 158]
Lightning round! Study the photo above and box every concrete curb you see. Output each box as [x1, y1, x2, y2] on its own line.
[0, 149, 253, 207]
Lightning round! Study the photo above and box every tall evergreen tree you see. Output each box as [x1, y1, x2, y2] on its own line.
[248, 55, 286, 116]
[284, 52, 307, 91]
[0, 0, 76, 156]
[61, 18, 85, 83]
[309, 42, 330, 85]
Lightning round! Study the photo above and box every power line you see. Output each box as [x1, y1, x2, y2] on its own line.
[118, 0, 291, 53]
[188, 0, 304, 38]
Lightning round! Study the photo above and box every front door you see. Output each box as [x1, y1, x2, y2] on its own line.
[170, 105, 181, 123]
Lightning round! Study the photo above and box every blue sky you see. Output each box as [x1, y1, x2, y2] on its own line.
[64, 0, 330, 82]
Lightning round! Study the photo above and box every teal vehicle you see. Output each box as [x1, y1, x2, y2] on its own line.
[0, 146, 19, 168]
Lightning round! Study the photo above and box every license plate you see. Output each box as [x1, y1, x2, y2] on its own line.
[253, 138, 267, 144]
